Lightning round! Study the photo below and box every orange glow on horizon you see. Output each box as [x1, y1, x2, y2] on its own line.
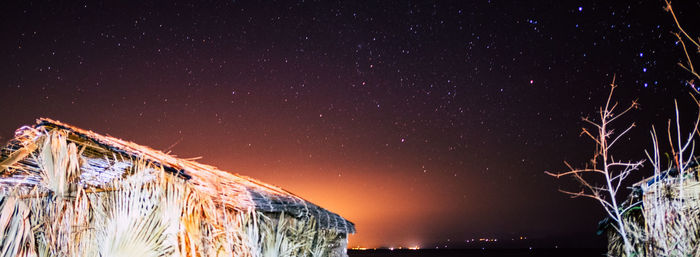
[214, 163, 459, 248]
[64, 114, 487, 249]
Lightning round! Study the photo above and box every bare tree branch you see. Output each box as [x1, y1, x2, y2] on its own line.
[546, 79, 641, 256]
[665, 0, 700, 92]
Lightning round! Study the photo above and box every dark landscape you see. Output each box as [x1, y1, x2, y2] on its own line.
[348, 248, 605, 257]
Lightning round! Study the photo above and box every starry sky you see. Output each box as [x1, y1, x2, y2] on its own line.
[1, 0, 699, 249]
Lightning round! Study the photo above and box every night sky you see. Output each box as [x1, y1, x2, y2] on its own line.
[1, 0, 699, 249]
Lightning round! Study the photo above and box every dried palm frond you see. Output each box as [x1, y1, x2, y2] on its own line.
[21, 131, 89, 257]
[0, 196, 35, 257]
[217, 208, 252, 257]
[180, 184, 206, 257]
[287, 216, 317, 257]
[69, 187, 97, 257]
[242, 210, 263, 257]
[95, 172, 173, 257]
[159, 173, 186, 257]
[33, 130, 82, 197]
[309, 228, 330, 257]
[260, 212, 306, 257]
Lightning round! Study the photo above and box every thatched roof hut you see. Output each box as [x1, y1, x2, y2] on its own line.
[0, 118, 354, 257]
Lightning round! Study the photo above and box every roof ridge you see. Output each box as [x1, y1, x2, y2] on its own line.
[34, 117, 301, 199]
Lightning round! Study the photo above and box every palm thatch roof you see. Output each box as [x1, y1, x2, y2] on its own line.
[0, 118, 355, 234]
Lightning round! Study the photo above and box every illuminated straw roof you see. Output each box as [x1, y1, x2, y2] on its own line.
[0, 118, 354, 234]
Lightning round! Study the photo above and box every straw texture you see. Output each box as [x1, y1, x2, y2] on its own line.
[0, 118, 353, 257]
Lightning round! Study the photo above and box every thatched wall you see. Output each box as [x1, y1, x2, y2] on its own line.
[606, 171, 700, 257]
[0, 120, 353, 257]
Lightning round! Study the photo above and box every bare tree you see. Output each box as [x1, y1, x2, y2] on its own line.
[547, 3, 700, 256]
[546, 78, 643, 257]
[665, 0, 700, 91]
